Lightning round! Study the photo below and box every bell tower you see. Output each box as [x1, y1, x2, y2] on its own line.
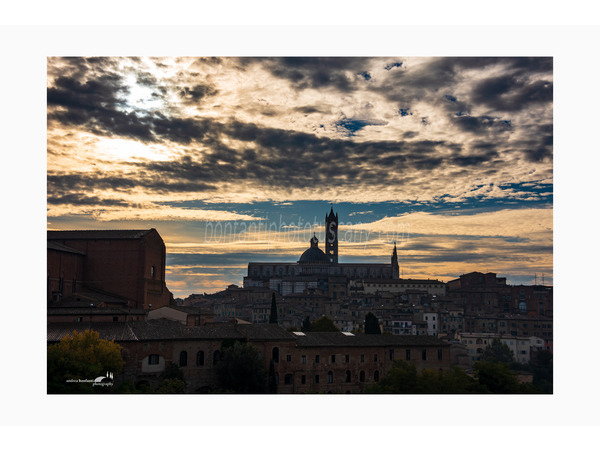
[325, 207, 338, 264]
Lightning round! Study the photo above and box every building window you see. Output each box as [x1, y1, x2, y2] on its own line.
[422, 349, 427, 361]
[327, 371, 333, 384]
[360, 354, 365, 363]
[286, 354, 292, 362]
[148, 354, 160, 365]
[301, 375, 306, 385]
[272, 347, 279, 363]
[113, 316, 119, 322]
[331, 355, 336, 363]
[77, 317, 83, 323]
[274, 373, 279, 385]
[197, 350, 205, 366]
[315, 355, 320, 364]
[284, 374, 293, 385]
[151, 265, 155, 278]
[373, 354, 378, 363]
[374, 370, 379, 382]
[519, 301, 527, 313]
[345, 354, 350, 363]
[405, 349, 411, 360]
[315, 374, 320, 384]
[213, 350, 221, 365]
[359, 371, 365, 382]
[179, 351, 188, 367]
[345, 371, 351, 383]
[301, 355, 306, 364]
[389, 349, 394, 361]
[438, 349, 443, 360]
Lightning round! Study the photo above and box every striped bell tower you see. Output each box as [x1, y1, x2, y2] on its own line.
[325, 207, 338, 264]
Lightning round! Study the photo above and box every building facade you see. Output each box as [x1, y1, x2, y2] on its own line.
[47, 229, 172, 309]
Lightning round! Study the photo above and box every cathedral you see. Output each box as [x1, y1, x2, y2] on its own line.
[243, 208, 400, 298]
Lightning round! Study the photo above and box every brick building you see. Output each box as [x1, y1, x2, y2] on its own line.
[47, 229, 172, 310]
[47, 320, 452, 394]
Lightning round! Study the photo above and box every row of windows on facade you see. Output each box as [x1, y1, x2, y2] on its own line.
[271, 347, 443, 363]
[275, 369, 380, 386]
[148, 347, 444, 367]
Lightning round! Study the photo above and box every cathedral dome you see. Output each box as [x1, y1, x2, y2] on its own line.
[298, 235, 329, 264]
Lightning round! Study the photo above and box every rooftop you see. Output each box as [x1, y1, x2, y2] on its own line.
[48, 229, 155, 240]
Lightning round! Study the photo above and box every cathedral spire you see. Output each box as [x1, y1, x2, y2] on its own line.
[392, 241, 399, 279]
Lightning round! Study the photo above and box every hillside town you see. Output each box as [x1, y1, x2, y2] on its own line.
[47, 210, 552, 393]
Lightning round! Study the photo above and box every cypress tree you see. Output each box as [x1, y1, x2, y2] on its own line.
[269, 293, 278, 324]
[365, 312, 382, 334]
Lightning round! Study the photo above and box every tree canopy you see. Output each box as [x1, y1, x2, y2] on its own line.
[309, 316, 340, 332]
[482, 338, 515, 364]
[364, 312, 382, 334]
[269, 293, 278, 324]
[215, 341, 268, 393]
[47, 329, 124, 394]
[365, 359, 541, 394]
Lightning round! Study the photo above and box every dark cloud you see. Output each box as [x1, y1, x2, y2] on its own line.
[178, 83, 219, 102]
[471, 75, 552, 111]
[452, 115, 512, 134]
[46, 193, 135, 207]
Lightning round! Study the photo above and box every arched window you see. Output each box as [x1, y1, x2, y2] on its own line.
[179, 350, 188, 367]
[327, 371, 333, 384]
[359, 371, 365, 382]
[519, 302, 527, 313]
[374, 370, 379, 382]
[272, 347, 279, 363]
[345, 370, 351, 383]
[196, 350, 205, 366]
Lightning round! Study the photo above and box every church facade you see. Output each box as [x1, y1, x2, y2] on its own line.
[243, 208, 400, 298]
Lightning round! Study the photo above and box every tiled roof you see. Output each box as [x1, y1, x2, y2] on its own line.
[157, 305, 212, 315]
[47, 308, 146, 316]
[48, 229, 155, 240]
[47, 241, 86, 255]
[236, 324, 296, 341]
[293, 332, 450, 348]
[47, 320, 293, 343]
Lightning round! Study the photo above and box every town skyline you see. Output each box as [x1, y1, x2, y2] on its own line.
[47, 57, 553, 297]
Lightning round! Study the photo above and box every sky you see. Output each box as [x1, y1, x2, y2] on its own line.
[46, 56, 553, 297]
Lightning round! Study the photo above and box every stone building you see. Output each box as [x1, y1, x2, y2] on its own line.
[243, 208, 400, 298]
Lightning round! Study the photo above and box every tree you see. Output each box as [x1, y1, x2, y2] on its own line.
[365, 360, 487, 394]
[269, 293, 278, 324]
[215, 341, 268, 393]
[301, 316, 311, 332]
[364, 312, 382, 334]
[309, 316, 340, 332]
[47, 329, 124, 394]
[473, 361, 522, 394]
[482, 338, 514, 364]
[155, 378, 186, 394]
[530, 350, 553, 394]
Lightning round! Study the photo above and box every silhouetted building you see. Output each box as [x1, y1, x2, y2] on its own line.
[47, 229, 172, 310]
[243, 207, 400, 298]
